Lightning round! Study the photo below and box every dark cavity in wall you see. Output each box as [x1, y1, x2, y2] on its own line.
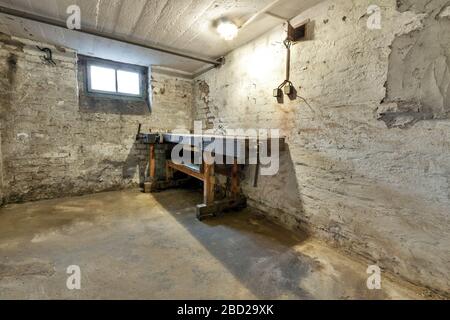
[7, 53, 17, 85]
[2, 53, 18, 125]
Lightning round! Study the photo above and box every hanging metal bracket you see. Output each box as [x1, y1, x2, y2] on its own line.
[36, 46, 56, 66]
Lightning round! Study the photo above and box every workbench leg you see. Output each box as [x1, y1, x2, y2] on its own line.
[203, 152, 215, 206]
[144, 144, 157, 193]
[166, 160, 174, 182]
[196, 155, 246, 221]
[231, 158, 239, 200]
[149, 144, 156, 180]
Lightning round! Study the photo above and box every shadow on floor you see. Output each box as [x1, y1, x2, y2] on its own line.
[151, 188, 318, 299]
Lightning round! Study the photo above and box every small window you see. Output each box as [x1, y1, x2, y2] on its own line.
[87, 60, 144, 98]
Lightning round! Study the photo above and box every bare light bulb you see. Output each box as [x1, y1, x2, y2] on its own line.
[217, 21, 239, 41]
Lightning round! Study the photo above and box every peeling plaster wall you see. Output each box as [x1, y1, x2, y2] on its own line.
[0, 72, 3, 204]
[150, 70, 194, 131]
[0, 34, 192, 204]
[0, 117, 3, 205]
[193, 0, 450, 293]
[381, 0, 450, 127]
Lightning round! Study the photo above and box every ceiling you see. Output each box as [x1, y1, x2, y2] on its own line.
[0, 0, 322, 75]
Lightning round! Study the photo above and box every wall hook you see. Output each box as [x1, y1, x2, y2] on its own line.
[36, 46, 56, 66]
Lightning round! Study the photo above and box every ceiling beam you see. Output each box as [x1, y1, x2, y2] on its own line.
[239, 0, 284, 30]
[265, 12, 288, 21]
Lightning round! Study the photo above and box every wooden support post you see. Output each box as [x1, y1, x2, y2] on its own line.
[231, 158, 239, 199]
[144, 144, 157, 193]
[203, 151, 215, 206]
[166, 160, 174, 181]
[149, 144, 156, 180]
[196, 154, 247, 221]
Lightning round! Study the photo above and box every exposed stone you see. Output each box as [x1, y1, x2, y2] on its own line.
[0, 34, 192, 204]
[0, 0, 448, 296]
[438, 6, 450, 18]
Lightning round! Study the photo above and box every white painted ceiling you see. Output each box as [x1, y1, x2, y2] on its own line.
[0, 0, 322, 75]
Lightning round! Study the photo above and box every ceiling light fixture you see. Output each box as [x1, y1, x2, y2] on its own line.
[217, 20, 239, 41]
[215, 0, 284, 41]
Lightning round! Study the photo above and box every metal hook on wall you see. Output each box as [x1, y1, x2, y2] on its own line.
[273, 23, 296, 103]
[36, 46, 56, 66]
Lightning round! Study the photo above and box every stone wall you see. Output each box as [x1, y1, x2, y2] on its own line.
[0, 33, 192, 204]
[0, 0, 448, 295]
[193, 0, 450, 293]
[0, 130, 3, 205]
[150, 69, 194, 131]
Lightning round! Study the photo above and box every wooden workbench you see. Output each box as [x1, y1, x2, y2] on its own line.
[138, 133, 284, 220]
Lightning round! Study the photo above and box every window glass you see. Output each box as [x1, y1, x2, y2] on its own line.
[90, 65, 116, 92]
[117, 70, 140, 95]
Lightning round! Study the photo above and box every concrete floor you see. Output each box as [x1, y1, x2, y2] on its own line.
[0, 189, 425, 300]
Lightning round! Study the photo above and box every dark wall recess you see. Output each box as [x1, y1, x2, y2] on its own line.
[288, 20, 314, 42]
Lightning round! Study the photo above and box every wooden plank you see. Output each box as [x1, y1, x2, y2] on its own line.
[161, 133, 285, 159]
[203, 151, 215, 206]
[231, 159, 239, 199]
[167, 161, 205, 181]
[150, 178, 191, 192]
[196, 197, 247, 221]
[166, 161, 174, 182]
[149, 144, 156, 179]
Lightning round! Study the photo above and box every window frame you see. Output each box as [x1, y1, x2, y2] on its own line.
[86, 58, 146, 100]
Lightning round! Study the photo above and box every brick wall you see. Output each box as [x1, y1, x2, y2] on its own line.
[0, 131, 3, 205]
[0, 33, 193, 203]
